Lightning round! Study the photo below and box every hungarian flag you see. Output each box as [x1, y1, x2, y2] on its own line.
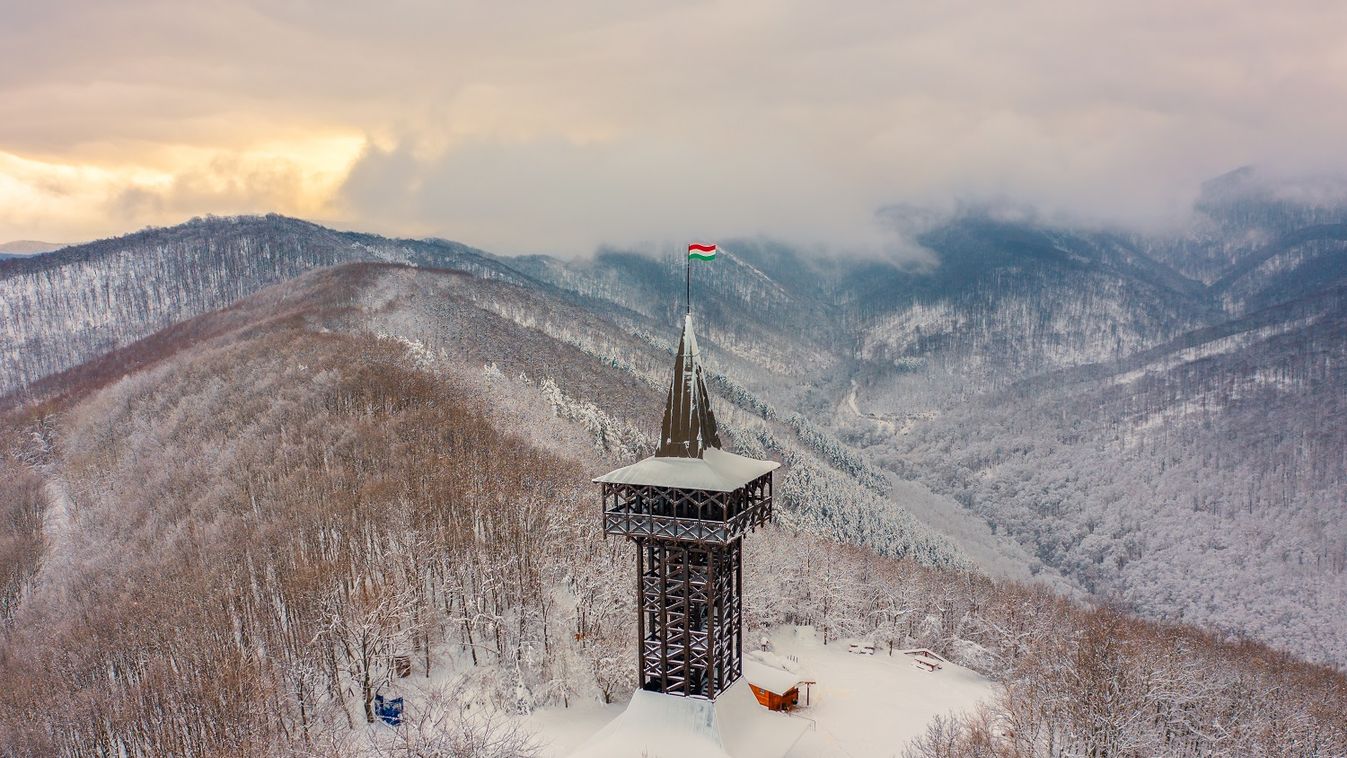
[688, 243, 717, 261]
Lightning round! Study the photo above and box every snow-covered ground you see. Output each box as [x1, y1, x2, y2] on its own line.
[526, 701, 626, 757]
[526, 625, 997, 758]
[777, 627, 995, 757]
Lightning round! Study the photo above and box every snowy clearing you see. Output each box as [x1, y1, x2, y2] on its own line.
[524, 625, 997, 758]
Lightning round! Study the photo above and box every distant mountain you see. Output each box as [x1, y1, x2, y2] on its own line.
[0, 240, 67, 255]
[470, 172, 1347, 667]
[829, 171, 1347, 666]
[3, 262, 1340, 756]
[0, 215, 546, 396]
[0, 227, 972, 574]
[869, 283, 1347, 663]
[1144, 166, 1347, 299]
[2, 168, 1345, 669]
[845, 219, 1216, 391]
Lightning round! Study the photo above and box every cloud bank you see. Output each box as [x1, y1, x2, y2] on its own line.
[3, 1, 1346, 255]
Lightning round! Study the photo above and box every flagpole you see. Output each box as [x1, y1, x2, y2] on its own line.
[686, 253, 691, 315]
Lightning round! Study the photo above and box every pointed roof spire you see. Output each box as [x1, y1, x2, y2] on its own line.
[657, 313, 722, 458]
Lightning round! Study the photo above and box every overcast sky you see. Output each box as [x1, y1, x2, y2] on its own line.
[2, 1, 1345, 255]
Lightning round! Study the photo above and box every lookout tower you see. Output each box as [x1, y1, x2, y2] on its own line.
[595, 313, 778, 699]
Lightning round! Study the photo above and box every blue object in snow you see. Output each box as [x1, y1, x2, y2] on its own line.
[374, 694, 404, 726]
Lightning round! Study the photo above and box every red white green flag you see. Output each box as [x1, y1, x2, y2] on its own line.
[687, 243, 717, 261]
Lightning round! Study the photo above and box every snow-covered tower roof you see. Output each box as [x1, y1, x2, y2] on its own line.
[595, 313, 777, 491]
[657, 313, 721, 458]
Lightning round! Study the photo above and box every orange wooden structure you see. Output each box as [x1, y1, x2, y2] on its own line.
[744, 651, 812, 711]
[749, 682, 800, 711]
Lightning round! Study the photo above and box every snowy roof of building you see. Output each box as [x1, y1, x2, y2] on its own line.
[594, 447, 780, 492]
[658, 313, 721, 458]
[743, 658, 803, 695]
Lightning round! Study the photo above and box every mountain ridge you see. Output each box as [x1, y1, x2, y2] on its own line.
[3, 173, 1345, 668]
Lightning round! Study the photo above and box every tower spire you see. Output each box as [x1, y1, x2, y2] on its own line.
[657, 313, 721, 458]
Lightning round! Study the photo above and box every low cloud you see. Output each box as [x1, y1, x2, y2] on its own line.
[3, 1, 1347, 252]
[335, 132, 893, 257]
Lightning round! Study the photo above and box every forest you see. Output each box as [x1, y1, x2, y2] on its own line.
[0, 262, 1343, 756]
[851, 283, 1347, 665]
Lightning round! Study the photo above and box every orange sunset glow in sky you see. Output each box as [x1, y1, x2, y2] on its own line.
[4, 1, 1346, 254]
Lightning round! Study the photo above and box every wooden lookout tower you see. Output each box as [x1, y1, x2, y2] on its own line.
[595, 313, 779, 700]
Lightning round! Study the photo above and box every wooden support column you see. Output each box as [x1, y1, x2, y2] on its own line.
[734, 538, 743, 683]
[706, 543, 716, 698]
[658, 542, 669, 693]
[636, 540, 645, 689]
[682, 545, 692, 696]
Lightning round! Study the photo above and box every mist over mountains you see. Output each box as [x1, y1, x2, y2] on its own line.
[1, 165, 1346, 754]
[3, 167, 1345, 670]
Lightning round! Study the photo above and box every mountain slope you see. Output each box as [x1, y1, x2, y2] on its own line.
[2, 261, 1343, 757]
[0, 215, 540, 396]
[853, 284, 1347, 664]
[4, 168, 1345, 670]
[850, 218, 1217, 392]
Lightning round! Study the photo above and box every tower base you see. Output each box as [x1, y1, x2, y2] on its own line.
[568, 680, 809, 758]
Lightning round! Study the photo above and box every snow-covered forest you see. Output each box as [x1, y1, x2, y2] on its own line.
[1, 263, 1343, 756]
[851, 284, 1347, 665]
[1, 165, 1345, 754]
[0, 215, 528, 397]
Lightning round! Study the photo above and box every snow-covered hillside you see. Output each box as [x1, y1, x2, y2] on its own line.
[0, 215, 529, 395]
[1, 261, 1343, 757]
[853, 283, 1347, 666]
[4, 165, 1345, 673]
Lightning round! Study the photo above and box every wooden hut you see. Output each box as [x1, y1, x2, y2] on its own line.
[743, 654, 808, 711]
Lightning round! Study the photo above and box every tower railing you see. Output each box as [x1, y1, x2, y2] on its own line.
[600, 475, 773, 545]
